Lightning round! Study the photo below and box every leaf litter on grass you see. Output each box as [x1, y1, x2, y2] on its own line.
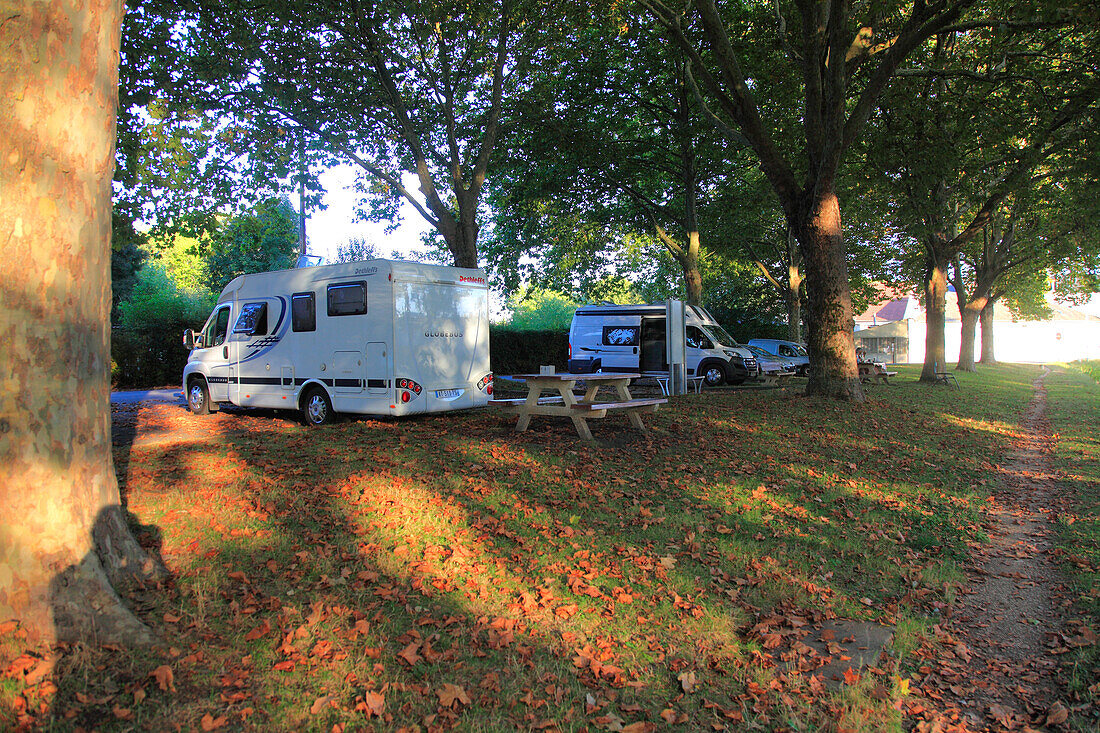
[2, 364, 1088, 731]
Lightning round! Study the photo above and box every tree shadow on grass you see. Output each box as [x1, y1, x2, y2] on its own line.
[35, 381, 1023, 731]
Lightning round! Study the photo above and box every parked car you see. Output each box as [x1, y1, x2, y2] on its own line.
[747, 338, 810, 376]
[746, 345, 798, 382]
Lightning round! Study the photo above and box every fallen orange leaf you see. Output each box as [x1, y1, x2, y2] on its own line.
[398, 642, 421, 666]
[362, 690, 384, 717]
[152, 665, 175, 692]
[437, 683, 471, 708]
[201, 713, 228, 731]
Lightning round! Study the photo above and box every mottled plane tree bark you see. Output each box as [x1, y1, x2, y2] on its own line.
[1, 0, 162, 644]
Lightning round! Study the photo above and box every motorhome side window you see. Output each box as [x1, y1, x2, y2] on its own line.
[602, 326, 638, 346]
[327, 282, 367, 316]
[233, 302, 267, 336]
[205, 306, 230, 347]
[686, 326, 713, 350]
[292, 292, 316, 332]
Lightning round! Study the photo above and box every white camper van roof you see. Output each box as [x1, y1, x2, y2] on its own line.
[573, 302, 716, 321]
[216, 259, 487, 304]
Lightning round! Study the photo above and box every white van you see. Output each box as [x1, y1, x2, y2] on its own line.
[182, 259, 492, 425]
[567, 304, 758, 386]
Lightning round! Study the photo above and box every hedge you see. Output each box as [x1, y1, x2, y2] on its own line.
[111, 324, 193, 389]
[489, 327, 569, 376]
[112, 324, 570, 389]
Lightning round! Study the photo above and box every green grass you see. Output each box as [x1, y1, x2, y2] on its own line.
[1044, 362, 1100, 727]
[3, 363, 1095, 731]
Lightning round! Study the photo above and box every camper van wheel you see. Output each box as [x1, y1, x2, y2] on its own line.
[302, 387, 334, 426]
[702, 363, 727, 387]
[187, 378, 211, 415]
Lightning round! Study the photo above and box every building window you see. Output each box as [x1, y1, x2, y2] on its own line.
[327, 282, 368, 316]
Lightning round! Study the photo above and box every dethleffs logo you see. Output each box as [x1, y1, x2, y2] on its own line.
[459, 275, 485, 284]
[425, 330, 464, 338]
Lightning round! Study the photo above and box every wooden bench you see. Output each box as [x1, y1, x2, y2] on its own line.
[859, 364, 898, 385]
[757, 372, 794, 387]
[570, 397, 668, 412]
[488, 396, 565, 407]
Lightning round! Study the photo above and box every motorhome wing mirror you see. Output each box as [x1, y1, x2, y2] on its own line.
[183, 329, 198, 349]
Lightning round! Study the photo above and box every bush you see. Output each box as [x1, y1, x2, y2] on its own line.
[112, 264, 215, 388]
[504, 288, 579, 332]
[490, 327, 569, 376]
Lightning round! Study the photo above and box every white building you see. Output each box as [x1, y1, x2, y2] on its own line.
[854, 289, 1100, 365]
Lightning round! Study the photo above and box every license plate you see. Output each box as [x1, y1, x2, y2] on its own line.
[434, 389, 463, 400]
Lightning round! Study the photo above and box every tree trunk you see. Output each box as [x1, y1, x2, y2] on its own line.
[0, 0, 160, 645]
[786, 290, 802, 342]
[796, 192, 863, 400]
[446, 193, 479, 269]
[956, 301, 982, 372]
[680, 231, 704, 305]
[920, 246, 951, 382]
[979, 299, 997, 364]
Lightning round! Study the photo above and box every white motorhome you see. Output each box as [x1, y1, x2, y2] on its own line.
[567, 303, 758, 386]
[182, 259, 492, 425]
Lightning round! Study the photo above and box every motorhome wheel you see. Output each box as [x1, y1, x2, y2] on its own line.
[702, 363, 727, 387]
[302, 387, 335, 426]
[187, 378, 210, 415]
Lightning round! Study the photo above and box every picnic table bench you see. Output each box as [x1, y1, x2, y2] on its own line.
[859, 362, 898, 385]
[757, 371, 794, 387]
[489, 372, 667, 441]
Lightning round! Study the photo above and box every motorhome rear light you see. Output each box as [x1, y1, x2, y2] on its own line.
[401, 391, 411, 403]
[486, 385, 493, 395]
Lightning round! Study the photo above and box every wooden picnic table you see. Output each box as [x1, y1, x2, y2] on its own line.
[488, 372, 667, 441]
[859, 362, 898, 385]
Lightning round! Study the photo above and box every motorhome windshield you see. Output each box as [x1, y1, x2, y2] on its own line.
[703, 324, 739, 348]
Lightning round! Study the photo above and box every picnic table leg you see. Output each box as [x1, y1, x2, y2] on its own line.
[557, 383, 594, 440]
[513, 387, 541, 432]
[614, 382, 648, 432]
[570, 415, 594, 441]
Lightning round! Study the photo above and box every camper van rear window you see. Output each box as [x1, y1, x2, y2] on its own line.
[327, 282, 367, 316]
[233, 302, 268, 335]
[292, 292, 316, 331]
[602, 326, 638, 346]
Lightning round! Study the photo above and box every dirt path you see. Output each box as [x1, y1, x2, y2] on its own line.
[910, 368, 1074, 731]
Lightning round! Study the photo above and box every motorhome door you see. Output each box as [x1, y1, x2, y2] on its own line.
[640, 317, 667, 372]
[199, 303, 233, 402]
